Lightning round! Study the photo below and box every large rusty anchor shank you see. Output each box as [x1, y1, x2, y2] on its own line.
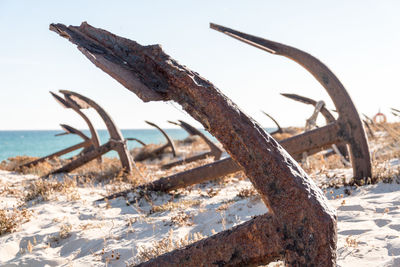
[51, 22, 337, 266]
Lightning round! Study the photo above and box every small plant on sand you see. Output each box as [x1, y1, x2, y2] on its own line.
[24, 177, 78, 202]
[0, 156, 64, 176]
[150, 199, 201, 214]
[169, 211, 193, 227]
[236, 186, 257, 199]
[0, 205, 31, 236]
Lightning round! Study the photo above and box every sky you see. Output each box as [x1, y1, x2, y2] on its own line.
[0, 1, 399, 130]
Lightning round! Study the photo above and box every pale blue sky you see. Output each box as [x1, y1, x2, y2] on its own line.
[1, 1, 399, 130]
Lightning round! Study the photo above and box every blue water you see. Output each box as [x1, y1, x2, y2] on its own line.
[0, 128, 275, 161]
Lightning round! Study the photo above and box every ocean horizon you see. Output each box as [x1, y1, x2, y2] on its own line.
[0, 128, 275, 161]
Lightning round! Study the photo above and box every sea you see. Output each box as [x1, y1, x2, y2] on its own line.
[0, 128, 275, 161]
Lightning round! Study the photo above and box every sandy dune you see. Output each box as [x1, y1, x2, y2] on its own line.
[1, 167, 400, 266]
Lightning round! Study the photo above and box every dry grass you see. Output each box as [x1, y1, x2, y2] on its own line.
[0, 205, 31, 236]
[236, 186, 257, 199]
[0, 156, 66, 176]
[150, 199, 201, 214]
[24, 177, 79, 202]
[169, 211, 193, 227]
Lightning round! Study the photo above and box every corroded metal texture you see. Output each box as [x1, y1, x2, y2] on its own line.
[261, 111, 282, 135]
[52, 140, 116, 174]
[133, 120, 177, 162]
[57, 124, 90, 141]
[126, 137, 146, 146]
[161, 120, 222, 169]
[51, 22, 337, 266]
[19, 91, 102, 169]
[20, 140, 92, 169]
[137, 214, 282, 266]
[51, 91, 102, 158]
[56, 124, 96, 156]
[210, 23, 371, 182]
[51, 90, 135, 174]
[281, 93, 349, 159]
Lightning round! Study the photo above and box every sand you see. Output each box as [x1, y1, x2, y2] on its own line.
[1, 166, 400, 266]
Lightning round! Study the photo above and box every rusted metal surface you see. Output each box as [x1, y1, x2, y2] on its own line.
[19, 91, 103, 169]
[363, 119, 375, 138]
[56, 124, 96, 156]
[126, 137, 146, 146]
[138, 214, 283, 266]
[20, 140, 92, 169]
[50, 90, 135, 174]
[22, 90, 136, 175]
[281, 93, 337, 123]
[134, 121, 176, 161]
[209, 23, 370, 181]
[301, 100, 326, 166]
[261, 111, 282, 135]
[145, 120, 176, 156]
[282, 93, 349, 159]
[391, 108, 400, 117]
[56, 124, 90, 140]
[52, 22, 337, 266]
[52, 140, 117, 174]
[51, 92, 102, 157]
[161, 120, 222, 169]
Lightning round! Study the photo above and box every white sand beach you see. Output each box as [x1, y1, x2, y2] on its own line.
[1, 164, 400, 266]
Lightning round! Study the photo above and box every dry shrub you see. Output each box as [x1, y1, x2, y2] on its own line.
[24, 177, 79, 202]
[301, 153, 347, 174]
[135, 230, 205, 264]
[150, 199, 201, 214]
[169, 211, 193, 226]
[0, 156, 68, 176]
[0, 206, 31, 236]
[0, 156, 37, 170]
[215, 200, 235, 212]
[49, 222, 73, 244]
[73, 157, 135, 183]
[371, 160, 400, 184]
[236, 186, 257, 199]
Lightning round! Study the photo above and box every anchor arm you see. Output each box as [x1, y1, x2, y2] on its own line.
[210, 23, 371, 181]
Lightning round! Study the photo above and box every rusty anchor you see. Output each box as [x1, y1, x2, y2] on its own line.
[161, 120, 222, 169]
[51, 22, 337, 265]
[51, 91, 102, 160]
[125, 137, 146, 146]
[210, 23, 371, 181]
[133, 121, 177, 161]
[97, 25, 373, 198]
[49, 90, 135, 175]
[391, 108, 400, 117]
[260, 111, 283, 135]
[364, 114, 400, 143]
[55, 124, 96, 156]
[19, 91, 103, 169]
[281, 93, 350, 163]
